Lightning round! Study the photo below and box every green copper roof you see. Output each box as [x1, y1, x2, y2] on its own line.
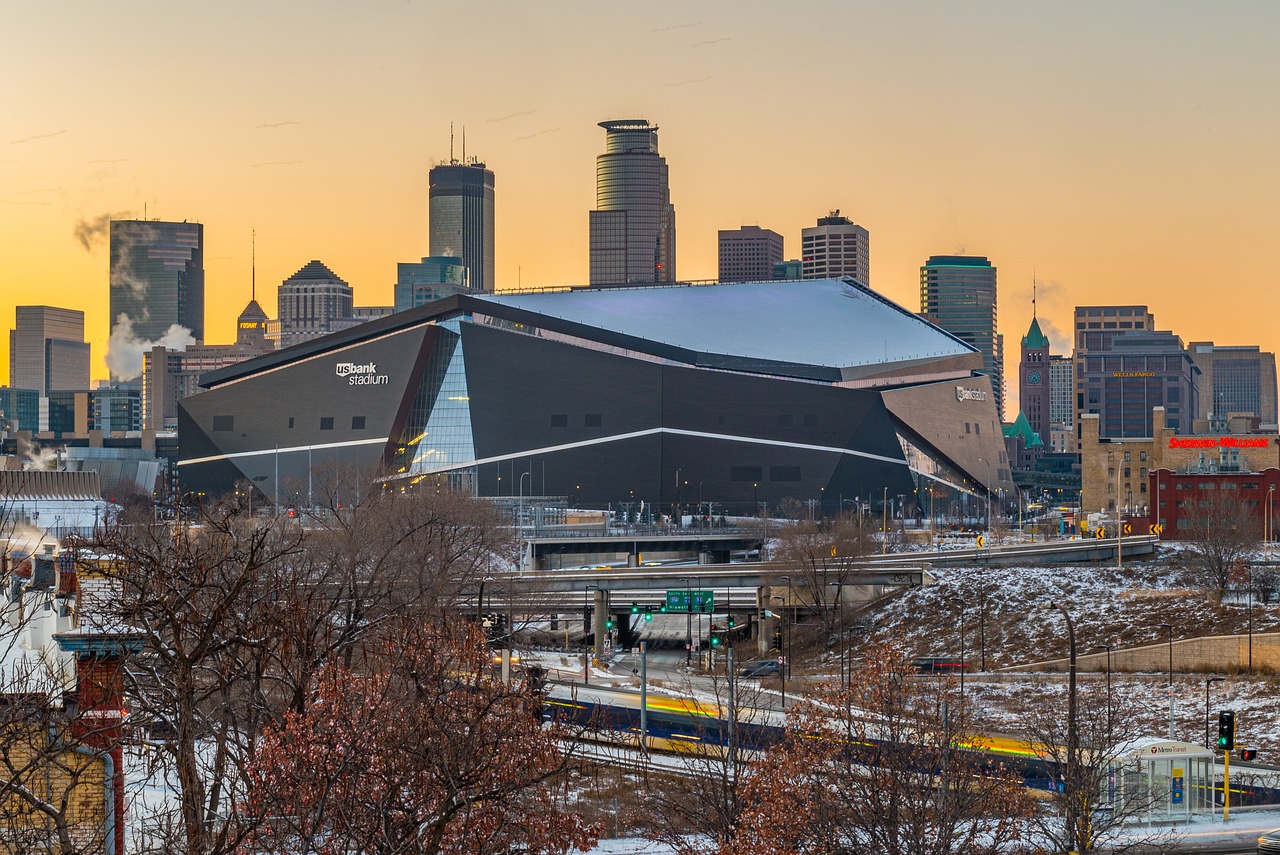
[1021, 316, 1050, 350]
[1002, 410, 1044, 447]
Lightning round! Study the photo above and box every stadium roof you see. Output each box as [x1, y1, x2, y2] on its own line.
[478, 279, 975, 376]
[202, 278, 979, 387]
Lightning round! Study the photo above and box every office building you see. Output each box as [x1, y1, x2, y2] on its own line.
[9, 306, 90, 394]
[0, 387, 39, 434]
[718, 226, 783, 283]
[395, 256, 470, 312]
[142, 298, 276, 431]
[429, 161, 495, 293]
[589, 120, 676, 286]
[1072, 305, 1157, 440]
[1076, 329, 1199, 439]
[1187, 342, 1278, 429]
[109, 220, 204, 362]
[920, 256, 1003, 420]
[272, 261, 355, 349]
[179, 278, 1013, 517]
[1048, 354, 1074, 452]
[772, 260, 802, 280]
[801, 211, 869, 284]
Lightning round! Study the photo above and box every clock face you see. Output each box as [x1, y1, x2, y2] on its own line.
[1027, 370, 1042, 385]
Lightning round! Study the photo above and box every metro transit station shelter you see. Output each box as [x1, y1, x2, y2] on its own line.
[1112, 738, 1217, 822]
[177, 278, 1015, 514]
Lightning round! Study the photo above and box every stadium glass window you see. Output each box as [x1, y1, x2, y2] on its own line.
[212, 415, 234, 432]
[320, 417, 334, 431]
[731, 466, 763, 482]
[352, 416, 366, 430]
[584, 414, 602, 428]
[551, 414, 568, 428]
[288, 417, 295, 429]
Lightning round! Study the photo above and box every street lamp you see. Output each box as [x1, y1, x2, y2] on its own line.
[1092, 643, 1113, 733]
[679, 577, 692, 667]
[771, 595, 789, 711]
[584, 583, 599, 685]
[1204, 677, 1225, 750]
[1159, 622, 1175, 740]
[1043, 601, 1079, 850]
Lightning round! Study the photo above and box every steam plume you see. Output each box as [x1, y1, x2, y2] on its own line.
[106, 314, 195, 381]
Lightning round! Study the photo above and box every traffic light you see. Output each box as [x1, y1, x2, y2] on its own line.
[643, 607, 653, 622]
[660, 604, 668, 613]
[605, 617, 615, 631]
[631, 602, 640, 614]
[727, 615, 735, 628]
[1240, 748, 1257, 761]
[1217, 711, 1235, 750]
[709, 623, 721, 646]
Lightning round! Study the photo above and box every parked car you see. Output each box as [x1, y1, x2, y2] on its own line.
[1259, 827, 1280, 854]
[739, 660, 781, 678]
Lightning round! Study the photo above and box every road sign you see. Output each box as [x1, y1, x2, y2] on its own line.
[1095, 527, 1105, 539]
[975, 535, 985, 548]
[665, 590, 714, 613]
[1149, 523, 1164, 535]
[1122, 523, 1132, 535]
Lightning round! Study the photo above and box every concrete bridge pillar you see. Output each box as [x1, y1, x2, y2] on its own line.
[592, 589, 609, 661]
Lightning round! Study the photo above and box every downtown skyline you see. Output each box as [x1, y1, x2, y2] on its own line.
[4, 0, 1280, 410]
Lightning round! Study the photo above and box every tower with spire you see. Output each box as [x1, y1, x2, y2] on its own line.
[1019, 282, 1052, 446]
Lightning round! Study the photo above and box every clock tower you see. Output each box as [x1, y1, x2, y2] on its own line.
[1019, 315, 1051, 445]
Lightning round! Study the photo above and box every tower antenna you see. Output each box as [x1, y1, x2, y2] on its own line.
[251, 229, 256, 302]
[462, 126, 466, 163]
[1032, 269, 1037, 317]
[450, 123, 455, 163]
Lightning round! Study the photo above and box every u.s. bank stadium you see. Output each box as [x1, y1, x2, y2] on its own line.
[177, 278, 1013, 516]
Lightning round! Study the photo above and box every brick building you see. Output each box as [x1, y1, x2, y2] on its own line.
[1078, 405, 1279, 518]
[1149, 465, 1279, 540]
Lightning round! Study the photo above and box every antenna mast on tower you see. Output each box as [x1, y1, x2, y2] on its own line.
[251, 229, 257, 301]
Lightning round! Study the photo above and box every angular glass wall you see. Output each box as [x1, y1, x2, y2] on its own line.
[896, 430, 988, 524]
[390, 317, 476, 486]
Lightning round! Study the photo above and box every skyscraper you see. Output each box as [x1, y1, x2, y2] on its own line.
[9, 306, 90, 394]
[718, 225, 783, 283]
[919, 256, 1002, 419]
[1187, 342, 1278, 429]
[1072, 305, 1157, 444]
[272, 260, 355, 349]
[429, 161, 495, 293]
[589, 119, 676, 286]
[394, 256, 470, 312]
[109, 219, 205, 345]
[1048, 354, 1074, 451]
[801, 211, 869, 284]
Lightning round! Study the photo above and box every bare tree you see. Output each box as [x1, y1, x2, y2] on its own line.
[1178, 490, 1259, 600]
[643, 657, 770, 853]
[771, 515, 876, 641]
[243, 619, 597, 855]
[1017, 679, 1174, 854]
[730, 638, 1033, 855]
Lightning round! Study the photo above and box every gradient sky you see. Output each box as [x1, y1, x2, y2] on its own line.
[4, 1, 1279, 414]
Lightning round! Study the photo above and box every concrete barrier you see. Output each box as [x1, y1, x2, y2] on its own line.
[1003, 632, 1280, 674]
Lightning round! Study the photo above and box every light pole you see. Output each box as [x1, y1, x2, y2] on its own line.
[1159, 622, 1175, 740]
[518, 470, 531, 532]
[1044, 602, 1079, 853]
[771, 595, 788, 711]
[1267, 486, 1275, 562]
[1093, 643, 1113, 733]
[584, 583, 599, 684]
[1204, 677, 1225, 750]
[679, 577, 692, 666]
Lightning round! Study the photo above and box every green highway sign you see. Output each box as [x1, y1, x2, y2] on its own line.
[665, 590, 714, 613]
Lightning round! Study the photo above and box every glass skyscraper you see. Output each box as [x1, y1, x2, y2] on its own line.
[394, 256, 470, 312]
[9, 306, 90, 394]
[919, 255, 1003, 420]
[109, 220, 204, 382]
[589, 119, 676, 286]
[429, 162, 495, 293]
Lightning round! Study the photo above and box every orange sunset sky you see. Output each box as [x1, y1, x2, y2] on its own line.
[3, 1, 1279, 416]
